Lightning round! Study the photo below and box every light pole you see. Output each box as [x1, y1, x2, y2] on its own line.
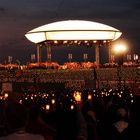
[113, 43, 128, 85]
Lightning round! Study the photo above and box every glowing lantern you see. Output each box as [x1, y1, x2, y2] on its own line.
[70, 105, 74, 110]
[46, 104, 50, 110]
[51, 99, 55, 104]
[73, 91, 82, 102]
[88, 94, 92, 100]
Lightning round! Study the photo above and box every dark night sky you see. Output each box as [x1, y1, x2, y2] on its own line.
[0, 0, 140, 64]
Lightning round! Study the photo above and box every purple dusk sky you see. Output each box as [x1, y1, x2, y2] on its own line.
[0, 0, 140, 64]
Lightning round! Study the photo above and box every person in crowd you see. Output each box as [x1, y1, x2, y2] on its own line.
[26, 105, 56, 140]
[0, 101, 45, 140]
[0, 101, 8, 137]
[82, 101, 98, 140]
[76, 101, 88, 140]
[98, 105, 138, 140]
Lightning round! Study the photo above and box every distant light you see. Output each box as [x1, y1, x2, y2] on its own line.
[4, 93, 8, 98]
[70, 105, 74, 110]
[73, 91, 82, 102]
[54, 40, 58, 44]
[63, 40, 68, 44]
[88, 94, 92, 100]
[46, 104, 50, 110]
[19, 100, 22, 104]
[113, 44, 127, 54]
[51, 99, 55, 104]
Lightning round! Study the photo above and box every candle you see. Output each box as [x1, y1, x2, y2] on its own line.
[88, 94, 92, 100]
[70, 105, 74, 110]
[51, 99, 55, 104]
[74, 91, 81, 102]
[4, 93, 9, 98]
[46, 104, 50, 110]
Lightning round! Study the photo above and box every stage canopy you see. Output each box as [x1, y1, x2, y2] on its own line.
[25, 20, 122, 44]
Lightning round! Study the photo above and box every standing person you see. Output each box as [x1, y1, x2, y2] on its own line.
[26, 105, 56, 140]
[0, 101, 7, 137]
[0, 101, 45, 140]
[76, 101, 88, 140]
[82, 101, 98, 140]
[98, 105, 138, 140]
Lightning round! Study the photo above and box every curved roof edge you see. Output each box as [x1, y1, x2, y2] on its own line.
[25, 20, 122, 44]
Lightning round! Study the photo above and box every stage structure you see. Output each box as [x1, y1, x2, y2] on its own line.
[25, 20, 122, 67]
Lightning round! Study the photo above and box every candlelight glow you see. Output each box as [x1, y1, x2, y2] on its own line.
[4, 93, 9, 98]
[46, 104, 50, 110]
[73, 91, 82, 102]
[88, 94, 92, 100]
[70, 105, 74, 110]
[51, 99, 55, 104]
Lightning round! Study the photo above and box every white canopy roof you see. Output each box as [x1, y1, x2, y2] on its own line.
[25, 20, 122, 43]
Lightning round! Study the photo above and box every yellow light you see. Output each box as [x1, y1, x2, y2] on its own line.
[52, 99, 55, 104]
[88, 94, 92, 100]
[46, 105, 50, 110]
[63, 40, 68, 44]
[73, 91, 82, 102]
[70, 105, 74, 110]
[54, 40, 58, 44]
[4, 93, 8, 98]
[113, 44, 127, 54]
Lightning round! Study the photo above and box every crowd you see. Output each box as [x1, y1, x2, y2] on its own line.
[0, 67, 139, 140]
[0, 85, 139, 140]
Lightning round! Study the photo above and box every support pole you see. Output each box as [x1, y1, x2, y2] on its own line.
[37, 44, 41, 63]
[46, 45, 51, 62]
[108, 43, 112, 63]
[95, 45, 100, 68]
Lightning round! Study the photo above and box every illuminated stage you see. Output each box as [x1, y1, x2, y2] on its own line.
[25, 20, 122, 67]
